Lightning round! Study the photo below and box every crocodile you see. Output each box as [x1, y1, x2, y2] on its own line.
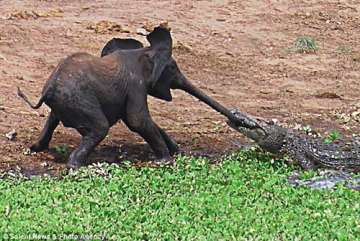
[227, 109, 360, 172]
[227, 109, 360, 190]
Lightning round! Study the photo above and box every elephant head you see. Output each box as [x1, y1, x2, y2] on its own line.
[101, 36, 259, 128]
[101, 37, 172, 101]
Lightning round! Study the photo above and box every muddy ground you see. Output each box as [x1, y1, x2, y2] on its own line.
[0, 0, 359, 175]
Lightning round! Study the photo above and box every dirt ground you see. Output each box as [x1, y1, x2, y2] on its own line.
[0, 0, 359, 175]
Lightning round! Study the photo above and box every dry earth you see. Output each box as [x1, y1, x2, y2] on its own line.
[0, 0, 359, 175]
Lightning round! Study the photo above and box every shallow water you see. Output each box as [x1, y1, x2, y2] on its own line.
[288, 170, 360, 191]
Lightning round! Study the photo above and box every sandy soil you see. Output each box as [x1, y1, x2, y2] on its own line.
[0, 0, 359, 175]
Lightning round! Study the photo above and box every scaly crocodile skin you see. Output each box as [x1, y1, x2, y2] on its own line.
[228, 109, 360, 172]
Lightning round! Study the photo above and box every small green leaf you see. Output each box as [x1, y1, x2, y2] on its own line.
[54, 144, 69, 155]
[324, 129, 341, 144]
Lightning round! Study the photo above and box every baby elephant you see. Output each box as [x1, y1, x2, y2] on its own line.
[18, 26, 258, 169]
[18, 27, 177, 168]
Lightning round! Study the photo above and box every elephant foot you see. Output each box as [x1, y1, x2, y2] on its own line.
[169, 144, 180, 156]
[30, 143, 49, 153]
[66, 159, 85, 170]
[154, 156, 175, 165]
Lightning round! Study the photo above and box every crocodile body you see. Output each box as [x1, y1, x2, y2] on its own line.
[228, 110, 360, 172]
[281, 131, 360, 171]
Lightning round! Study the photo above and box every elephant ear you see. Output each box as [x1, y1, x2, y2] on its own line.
[101, 38, 144, 57]
[144, 27, 172, 88]
[148, 64, 173, 101]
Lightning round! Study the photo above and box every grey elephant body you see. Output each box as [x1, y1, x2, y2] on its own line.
[19, 27, 177, 168]
[48, 50, 156, 127]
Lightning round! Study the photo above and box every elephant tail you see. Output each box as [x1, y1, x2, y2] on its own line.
[17, 87, 45, 109]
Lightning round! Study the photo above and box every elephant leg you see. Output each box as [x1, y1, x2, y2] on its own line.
[67, 111, 109, 169]
[125, 118, 172, 162]
[31, 111, 60, 152]
[155, 124, 179, 155]
[124, 97, 171, 163]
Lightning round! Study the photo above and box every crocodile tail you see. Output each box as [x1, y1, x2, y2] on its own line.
[17, 87, 45, 109]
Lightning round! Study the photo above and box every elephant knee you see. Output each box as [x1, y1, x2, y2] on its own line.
[77, 120, 109, 140]
[125, 115, 147, 133]
[95, 127, 109, 140]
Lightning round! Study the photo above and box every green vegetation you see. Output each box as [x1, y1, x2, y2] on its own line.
[294, 36, 318, 53]
[0, 150, 359, 240]
[301, 124, 313, 134]
[53, 144, 70, 155]
[324, 129, 341, 144]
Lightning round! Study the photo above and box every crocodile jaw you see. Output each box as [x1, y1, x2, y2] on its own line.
[227, 120, 267, 141]
[228, 109, 287, 154]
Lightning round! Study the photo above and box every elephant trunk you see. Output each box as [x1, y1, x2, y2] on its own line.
[178, 77, 257, 128]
